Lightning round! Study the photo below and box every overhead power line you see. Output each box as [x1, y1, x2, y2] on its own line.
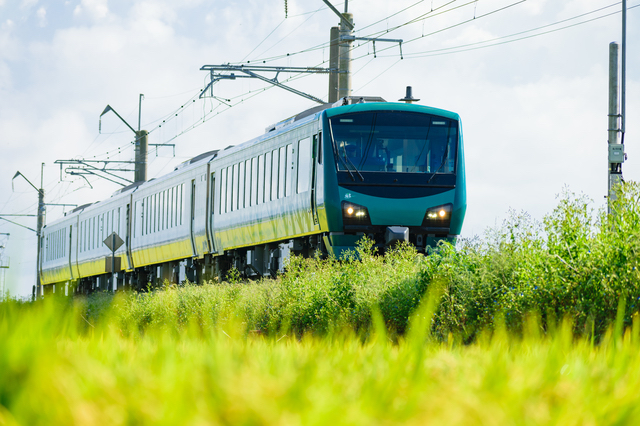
[374, 2, 640, 59]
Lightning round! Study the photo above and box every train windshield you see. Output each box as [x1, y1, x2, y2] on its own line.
[329, 111, 457, 174]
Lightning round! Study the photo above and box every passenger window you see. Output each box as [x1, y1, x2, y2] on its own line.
[245, 159, 252, 208]
[271, 149, 279, 201]
[239, 161, 245, 210]
[251, 158, 258, 207]
[230, 164, 236, 212]
[286, 144, 294, 197]
[298, 138, 311, 193]
[279, 146, 286, 199]
[220, 168, 227, 214]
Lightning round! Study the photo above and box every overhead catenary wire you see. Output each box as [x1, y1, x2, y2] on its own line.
[368, 2, 640, 59]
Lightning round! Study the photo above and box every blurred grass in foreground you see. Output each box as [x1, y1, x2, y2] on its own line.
[1, 295, 640, 425]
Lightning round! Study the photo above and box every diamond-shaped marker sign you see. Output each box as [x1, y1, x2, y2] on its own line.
[103, 232, 124, 252]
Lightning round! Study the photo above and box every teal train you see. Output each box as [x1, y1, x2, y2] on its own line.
[39, 96, 466, 292]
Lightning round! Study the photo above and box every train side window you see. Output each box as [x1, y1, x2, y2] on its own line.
[220, 168, 227, 214]
[117, 207, 121, 235]
[239, 161, 245, 210]
[250, 158, 257, 207]
[278, 146, 286, 199]
[264, 152, 271, 202]
[297, 138, 311, 193]
[286, 144, 293, 197]
[175, 185, 179, 225]
[166, 190, 170, 229]
[157, 193, 161, 232]
[257, 155, 264, 205]
[230, 164, 236, 212]
[271, 149, 279, 201]
[178, 183, 184, 225]
[158, 192, 162, 231]
[134, 201, 139, 238]
[163, 191, 166, 230]
[317, 132, 322, 164]
[227, 167, 233, 213]
[163, 190, 167, 230]
[170, 187, 174, 227]
[149, 195, 153, 233]
[153, 195, 156, 233]
[245, 159, 252, 208]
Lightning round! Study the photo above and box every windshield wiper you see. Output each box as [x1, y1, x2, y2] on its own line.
[426, 142, 449, 185]
[337, 153, 356, 181]
[329, 120, 355, 181]
[342, 147, 364, 181]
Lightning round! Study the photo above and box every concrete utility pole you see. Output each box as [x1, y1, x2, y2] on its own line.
[337, 12, 354, 100]
[328, 26, 340, 103]
[324, 0, 354, 102]
[607, 42, 624, 212]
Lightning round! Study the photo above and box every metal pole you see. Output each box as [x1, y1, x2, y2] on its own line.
[138, 94, 144, 132]
[621, 0, 626, 137]
[337, 13, 354, 100]
[111, 233, 116, 292]
[328, 26, 340, 103]
[608, 42, 622, 213]
[36, 163, 45, 298]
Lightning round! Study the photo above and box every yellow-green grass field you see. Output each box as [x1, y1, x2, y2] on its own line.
[1, 295, 640, 425]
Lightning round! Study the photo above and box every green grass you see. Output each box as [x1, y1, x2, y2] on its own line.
[2, 295, 640, 425]
[2, 183, 640, 424]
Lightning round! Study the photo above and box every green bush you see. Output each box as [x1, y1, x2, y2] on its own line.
[51, 182, 640, 343]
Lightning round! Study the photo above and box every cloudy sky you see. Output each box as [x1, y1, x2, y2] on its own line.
[0, 0, 638, 297]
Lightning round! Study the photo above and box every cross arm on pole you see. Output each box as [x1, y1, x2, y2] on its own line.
[199, 64, 332, 104]
[321, 0, 354, 30]
[0, 217, 36, 233]
[100, 105, 136, 135]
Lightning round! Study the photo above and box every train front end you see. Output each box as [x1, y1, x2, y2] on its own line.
[319, 102, 466, 256]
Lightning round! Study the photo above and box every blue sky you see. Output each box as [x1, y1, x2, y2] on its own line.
[1, 0, 638, 297]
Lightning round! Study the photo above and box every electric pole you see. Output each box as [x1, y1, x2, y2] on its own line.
[324, 0, 354, 102]
[0, 233, 9, 298]
[11, 164, 45, 298]
[607, 1, 628, 213]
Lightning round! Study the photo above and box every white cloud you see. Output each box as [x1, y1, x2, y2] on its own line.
[521, 0, 549, 16]
[36, 6, 46, 27]
[20, 0, 37, 9]
[74, 0, 109, 21]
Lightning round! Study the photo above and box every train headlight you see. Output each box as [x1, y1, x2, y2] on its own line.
[342, 201, 371, 226]
[423, 204, 452, 228]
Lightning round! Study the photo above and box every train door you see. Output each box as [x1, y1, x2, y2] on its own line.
[68, 225, 74, 280]
[208, 172, 216, 254]
[190, 179, 197, 255]
[125, 203, 134, 270]
[310, 133, 320, 227]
